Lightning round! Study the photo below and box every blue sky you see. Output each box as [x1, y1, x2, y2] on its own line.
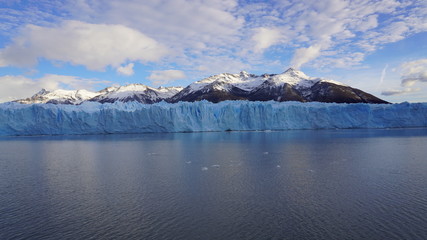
[0, 0, 426, 103]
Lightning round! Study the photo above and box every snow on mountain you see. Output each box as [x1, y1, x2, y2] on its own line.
[267, 68, 315, 87]
[186, 71, 266, 92]
[90, 84, 183, 103]
[183, 68, 316, 94]
[15, 84, 184, 105]
[271, 68, 347, 88]
[15, 89, 101, 104]
[182, 68, 340, 94]
[13, 68, 387, 105]
[169, 68, 386, 104]
[155, 86, 184, 99]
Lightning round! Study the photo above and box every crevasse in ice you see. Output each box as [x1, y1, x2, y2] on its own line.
[0, 101, 426, 136]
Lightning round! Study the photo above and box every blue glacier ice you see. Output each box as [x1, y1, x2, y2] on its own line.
[0, 101, 426, 136]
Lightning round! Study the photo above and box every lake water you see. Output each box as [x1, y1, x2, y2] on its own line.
[1, 128, 427, 239]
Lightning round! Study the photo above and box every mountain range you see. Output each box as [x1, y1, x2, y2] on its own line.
[15, 68, 388, 104]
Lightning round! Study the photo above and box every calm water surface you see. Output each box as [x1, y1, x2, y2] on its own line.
[1, 129, 427, 239]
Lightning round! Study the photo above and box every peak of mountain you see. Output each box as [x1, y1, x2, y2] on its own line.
[36, 88, 50, 95]
[90, 84, 184, 104]
[239, 71, 251, 78]
[15, 89, 101, 104]
[283, 67, 308, 78]
[14, 69, 388, 105]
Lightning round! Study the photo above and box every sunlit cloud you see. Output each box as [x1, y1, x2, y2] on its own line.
[117, 63, 135, 76]
[0, 21, 168, 71]
[400, 59, 427, 87]
[147, 70, 187, 86]
[380, 64, 388, 85]
[381, 88, 419, 96]
[0, 74, 109, 102]
[381, 59, 427, 96]
[251, 27, 282, 53]
[1, 0, 426, 72]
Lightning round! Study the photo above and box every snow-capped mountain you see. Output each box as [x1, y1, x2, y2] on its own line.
[169, 68, 388, 104]
[15, 89, 102, 104]
[14, 68, 388, 104]
[89, 84, 183, 104]
[15, 84, 184, 105]
[168, 72, 254, 103]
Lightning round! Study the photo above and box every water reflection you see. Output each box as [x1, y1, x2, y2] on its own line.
[0, 129, 426, 239]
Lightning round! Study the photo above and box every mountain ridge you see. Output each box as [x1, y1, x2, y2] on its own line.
[14, 68, 389, 104]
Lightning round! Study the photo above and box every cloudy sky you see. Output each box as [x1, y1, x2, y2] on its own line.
[0, 0, 426, 103]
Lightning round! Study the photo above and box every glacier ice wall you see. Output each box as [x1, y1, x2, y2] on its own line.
[0, 101, 426, 136]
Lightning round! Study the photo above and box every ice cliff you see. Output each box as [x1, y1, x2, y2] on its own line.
[0, 101, 426, 136]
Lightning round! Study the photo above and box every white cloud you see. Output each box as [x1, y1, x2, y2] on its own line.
[0, 1, 68, 39]
[0, 75, 38, 102]
[193, 55, 251, 75]
[373, 21, 410, 44]
[0, 74, 110, 102]
[355, 14, 378, 32]
[39, 74, 110, 90]
[0, 20, 168, 71]
[380, 59, 427, 96]
[291, 44, 322, 69]
[58, 0, 246, 74]
[311, 52, 365, 69]
[147, 70, 186, 86]
[251, 27, 282, 53]
[400, 59, 427, 87]
[116, 63, 134, 76]
[1, 0, 426, 78]
[271, 0, 426, 68]
[72, 0, 244, 53]
[380, 64, 388, 85]
[381, 88, 418, 96]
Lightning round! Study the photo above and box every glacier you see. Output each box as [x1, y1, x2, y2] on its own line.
[0, 101, 426, 136]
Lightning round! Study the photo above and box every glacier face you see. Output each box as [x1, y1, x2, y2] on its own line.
[0, 101, 426, 136]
